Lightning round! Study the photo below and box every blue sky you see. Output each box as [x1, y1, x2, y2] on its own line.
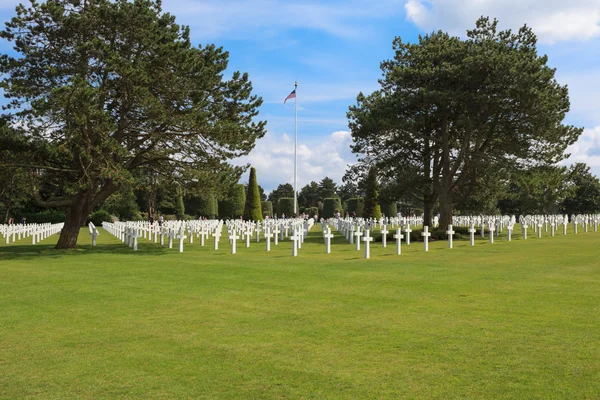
[1, 0, 600, 192]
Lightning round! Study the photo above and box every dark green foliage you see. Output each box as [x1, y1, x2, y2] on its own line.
[0, 0, 265, 248]
[363, 167, 382, 219]
[380, 201, 397, 217]
[219, 184, 246, 219]
[298, 181, 320, 209]
[16, 210, 66, 224]
[347, 198, 364, 217]
[319, 177, 338, 199]
[175, 186, 185, 220]
[348, 17, 582, 228]
[562, 163, 600, 214]
[322, 198, 342, 219]
[104, 186, 140, 220]
[276, 198, 294, 217]
[498, 165, 572, 215]
[268, 184, 294, 206]
[261, 201, 273, 218]
[244, 167, 263, 221]
[89, 210, 112, 226]
[307, 207, 319, 217]
[187, 192, 218, 219]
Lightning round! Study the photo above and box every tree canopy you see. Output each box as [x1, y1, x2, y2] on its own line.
[348, 17, 582, 226]
[0, 0, 265, 247]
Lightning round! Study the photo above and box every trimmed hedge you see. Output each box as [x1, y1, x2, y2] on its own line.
[381, 201, 398, 217]
[261, 201, 273, 218]
[219, 184, 246, 219]
[346, 198, 364, 217]
[276, 198, 294, 217]
[322, 198, 342, 219]
[89, 209, 112, 226]
[198, 193, 218, 219]
[15, 210, 66, 224]
[307, 206, 319, 218]
[244, 167, 263, 221]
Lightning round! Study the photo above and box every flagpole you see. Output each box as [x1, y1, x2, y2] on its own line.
[294, 81, 298, 215]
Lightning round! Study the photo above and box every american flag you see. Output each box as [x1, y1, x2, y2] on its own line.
[284, 89, 296, 104]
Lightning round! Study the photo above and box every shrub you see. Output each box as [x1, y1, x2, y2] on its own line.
[244, 167, 263, 221]
[307, 206, 319, 218]
[261, 201, 273, 218]
[276, 198, 294, 217]
[219, 184, 246, 219]
[347, 198, 364, 217]
[193, 193, 218, 219]
[381, 201, 397, 217]
[89, 209, 112, 226]
[16, 210, 66, 224]
[322, 198, 342, 219]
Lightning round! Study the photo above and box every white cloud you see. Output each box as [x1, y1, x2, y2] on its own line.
[233, 129, 357, 192]
[562, 126, 600, 177]
[162, 0, 403, 40]
[404, 0, 600, 44]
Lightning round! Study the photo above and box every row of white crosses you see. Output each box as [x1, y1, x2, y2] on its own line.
[224, 218, 311, 256]
[0, 223, 64, 245]
[101, 220, 222, 252]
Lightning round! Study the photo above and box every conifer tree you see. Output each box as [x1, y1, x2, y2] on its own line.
[244, 167, 263, 221]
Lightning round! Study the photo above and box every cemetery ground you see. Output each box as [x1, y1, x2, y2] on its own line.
[1, 226, 599, 399]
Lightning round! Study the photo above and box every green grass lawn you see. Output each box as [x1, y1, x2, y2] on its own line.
[1, 224, 599, 399]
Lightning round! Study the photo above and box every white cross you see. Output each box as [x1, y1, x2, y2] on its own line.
[131, 228, 141, 251]
[290, 230, 300, 257]
[522, 224, 528, 240]
[380, 225, 389, 248]
[404, 225, 412, 245]
[213, 230, 221, 250]
[507, 225, 513, 242]
[323, 228, 334, 254]
[393, 228, 404, 255]
[176, 226, 187, 253]
[468, 224, 476, 246]
[446, 225, 455, 249]
[230, 231, 239, 254]
[272, 226, 280, 245]
[421, 226, 431, 252]
[264, 228, 273, 252]
[362, 229, 373, 259]
[245, 225, 253, 248]
[354, 229, 362, 251]
[167, 228, 177, 249]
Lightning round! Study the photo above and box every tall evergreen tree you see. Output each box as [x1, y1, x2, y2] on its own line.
[0, 0, 265, 248]
[363, 167, 382, 219]
[244, 167, 263, 221]
[318, 177, 338, 200]
[349, 17, 581, 227]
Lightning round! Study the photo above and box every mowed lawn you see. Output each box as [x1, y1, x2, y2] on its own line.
[1, 224, 599, 399]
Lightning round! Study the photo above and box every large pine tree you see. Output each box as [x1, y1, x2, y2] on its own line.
[0, 0, 265, 248]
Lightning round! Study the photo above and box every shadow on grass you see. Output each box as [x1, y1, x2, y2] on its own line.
[0, 242, 172, 261]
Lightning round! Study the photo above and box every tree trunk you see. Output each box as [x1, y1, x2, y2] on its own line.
[439, 191, 453, 228]
[55, 191, 95, 249]
[439, 115, 454, 228]
[423, 197, 433, 228]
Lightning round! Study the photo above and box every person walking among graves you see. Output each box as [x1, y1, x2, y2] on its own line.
[149, 215, 154, 225]
[158, 214, 164, 226]
[21, 216, 26, 225]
